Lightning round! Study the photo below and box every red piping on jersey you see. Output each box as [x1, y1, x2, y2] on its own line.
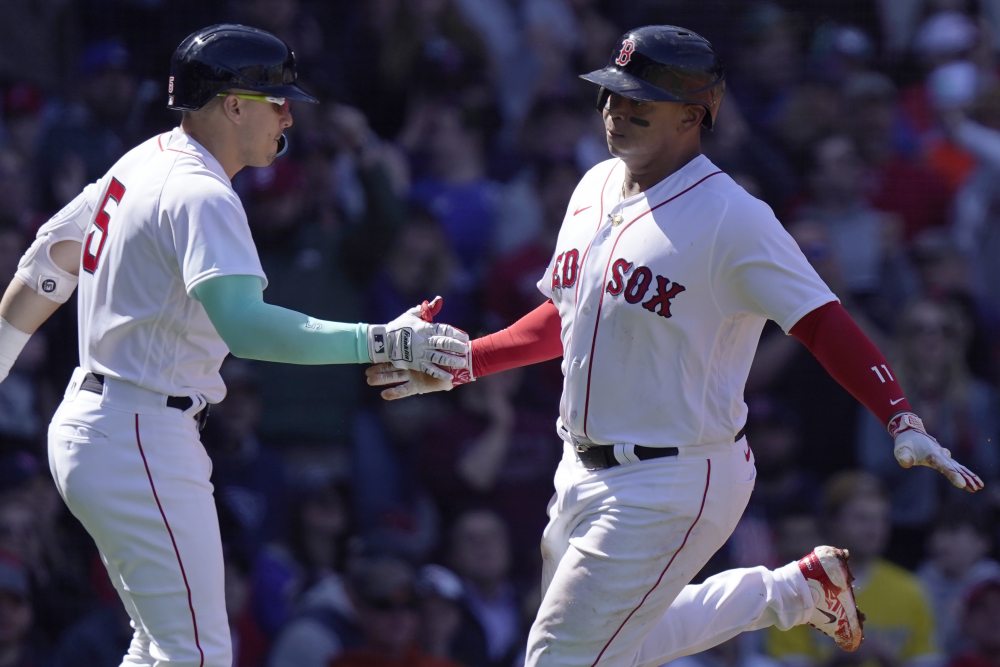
[581, 170, 723, 437]
[158, 133, 206, 165]
[574, 161, 620, 305]
[134, 415, 205, 667]
[589, 460, 712, 667]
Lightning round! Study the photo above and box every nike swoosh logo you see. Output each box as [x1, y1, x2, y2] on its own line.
[744, 446, 751, 462]
[818, 609, 838, 625]
[890, 398, 905, 405]
[573, 205, 592, 215]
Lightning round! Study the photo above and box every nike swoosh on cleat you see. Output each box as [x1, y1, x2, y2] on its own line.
[819, 609, 838, 624]
[574, 205, 592, 215]
[890, 398, 905, 405]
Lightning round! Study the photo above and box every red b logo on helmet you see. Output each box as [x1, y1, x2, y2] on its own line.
[615, 40, 636, 66]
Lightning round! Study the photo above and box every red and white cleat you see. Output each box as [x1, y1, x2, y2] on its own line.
[798, 546, 865, 652]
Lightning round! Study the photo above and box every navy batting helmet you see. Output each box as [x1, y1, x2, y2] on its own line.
[580, 26, 725, 129]
[167, 24, 318, 111]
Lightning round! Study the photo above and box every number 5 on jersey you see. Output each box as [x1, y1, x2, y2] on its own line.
[83, 178, 126, 274]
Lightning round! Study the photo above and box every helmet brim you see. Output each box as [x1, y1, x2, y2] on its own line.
[580, 67, 691, 104]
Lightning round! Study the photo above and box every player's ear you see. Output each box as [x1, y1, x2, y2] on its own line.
[679, 104, 705, 133]
[219, 95, 243, 124]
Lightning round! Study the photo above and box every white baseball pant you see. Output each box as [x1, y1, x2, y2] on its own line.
[525, 440, 816, 667]
[48, 368, 229, 667]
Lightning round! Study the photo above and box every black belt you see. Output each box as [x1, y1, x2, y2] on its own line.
[80, 372, 210, 431]
[576, 426, 747, 471]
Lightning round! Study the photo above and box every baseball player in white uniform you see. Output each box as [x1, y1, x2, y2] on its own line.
[367, 26, 985, 667]
[0, 25, 467, 667]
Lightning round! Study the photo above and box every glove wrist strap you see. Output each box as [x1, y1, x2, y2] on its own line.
[367, 325, 388, 364]
[888, 411, 926, 439]
[450, 348, 475, 385]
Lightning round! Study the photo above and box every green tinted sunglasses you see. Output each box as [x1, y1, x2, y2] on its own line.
[217, 93, 290, 116]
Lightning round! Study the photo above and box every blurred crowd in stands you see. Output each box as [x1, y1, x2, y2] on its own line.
[0, 0, 999, 666]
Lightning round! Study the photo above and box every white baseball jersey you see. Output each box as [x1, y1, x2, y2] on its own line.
[539, 155, 836, 449]
[37, 128, 266, 403]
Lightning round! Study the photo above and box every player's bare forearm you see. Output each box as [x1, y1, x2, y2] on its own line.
[457, 422, 514, 491]
[0, 279, 63, 334]
[456, 383, 515, 490]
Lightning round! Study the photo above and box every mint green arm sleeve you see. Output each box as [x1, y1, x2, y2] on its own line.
[192, 274, 371, 364]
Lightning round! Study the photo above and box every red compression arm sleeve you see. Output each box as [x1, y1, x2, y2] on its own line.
[472, 299, 563, 378]
[789, 301, 910, 426]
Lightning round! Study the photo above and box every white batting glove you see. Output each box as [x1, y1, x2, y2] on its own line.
[367, 296, 469, 381]
[889, 412, 984, 493]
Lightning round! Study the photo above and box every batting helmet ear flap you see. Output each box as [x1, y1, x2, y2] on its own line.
[597, 86, 611, 112]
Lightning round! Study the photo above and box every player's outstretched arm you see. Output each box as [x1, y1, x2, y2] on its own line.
[366, 298, 564, 399]
[193, 274, 468, 378]
[790, 301, 984, 492]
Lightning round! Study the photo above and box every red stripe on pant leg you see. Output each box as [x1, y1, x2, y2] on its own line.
[589, 460, 712, 667]
[135, 414, 205, 667]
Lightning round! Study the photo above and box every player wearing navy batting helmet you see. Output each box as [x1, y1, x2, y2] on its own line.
[369, 23, 984, 667]
[0, 24, 469, 667]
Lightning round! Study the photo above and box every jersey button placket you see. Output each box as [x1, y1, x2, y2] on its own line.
[567, 195, 619, 436]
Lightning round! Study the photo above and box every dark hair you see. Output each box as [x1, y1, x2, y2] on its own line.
[286, 478, 354, 574]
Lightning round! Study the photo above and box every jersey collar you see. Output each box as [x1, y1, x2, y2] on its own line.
[614, 154, 722, 215]
[164, 127, 231, 184]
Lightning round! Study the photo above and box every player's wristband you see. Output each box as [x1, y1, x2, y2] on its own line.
[367, 325, 388, 363]
[0, 317, 31, 383]
[887, 411, 928, 439]
[451, 348, 475, 385]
